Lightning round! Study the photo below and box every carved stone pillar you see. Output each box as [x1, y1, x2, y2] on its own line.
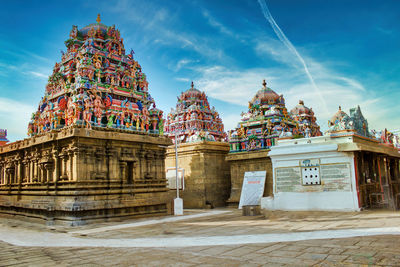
[60, 153, 68, 180]
[68, 151, 74, 181]
[138, 150, 146, 180]
[119, 162, 127, 183]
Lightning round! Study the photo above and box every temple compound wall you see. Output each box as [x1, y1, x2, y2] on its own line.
[262, 135, 400, 211]
[165, 141, 230, 208]
[0, 127, 172, 225]
[226, 150, 273, 206]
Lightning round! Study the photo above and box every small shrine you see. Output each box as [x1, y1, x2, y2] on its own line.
[229, 80, 299, 153]
[326, 105, 370, 138]
[28, 14, 163, 136]
[290, 100, 322, 138]
[0, 129, 9, 146]
[164, 82, 230, 208]
[164, 82, 225, 143]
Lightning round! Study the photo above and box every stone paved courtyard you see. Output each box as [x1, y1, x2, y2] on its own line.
[1, 208, 400, 266]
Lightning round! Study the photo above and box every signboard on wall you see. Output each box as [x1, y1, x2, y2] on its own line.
[238, 171, 267, 209]
[166, 168, 185, 190]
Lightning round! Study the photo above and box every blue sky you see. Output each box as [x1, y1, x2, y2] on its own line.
[0, 0, 399, 141]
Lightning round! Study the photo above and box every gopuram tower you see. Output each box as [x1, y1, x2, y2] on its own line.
[164, 83, 230, 208]
[0, 16, 172, 225]
[164, 81, 225, 143]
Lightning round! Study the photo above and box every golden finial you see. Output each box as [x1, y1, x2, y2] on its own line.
[262, 79, 267, 88]
[96, 14, 101, 24]
[339, 105, 341, 111]
[191, 81, 194, 89]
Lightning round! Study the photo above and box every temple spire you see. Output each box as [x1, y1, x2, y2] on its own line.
[262, 79, 267, 89]
[191, 81, 194, 89]
[96, 14, 101, 24]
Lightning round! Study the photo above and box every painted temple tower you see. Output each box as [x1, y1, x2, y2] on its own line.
[164, 82, 225, 143]
[326, 105, 370, 138]
[290, 100, 322, 138]
[0, 129, 9, 146]
[229, 80, 299, 152]
[28, 14, 163, 136]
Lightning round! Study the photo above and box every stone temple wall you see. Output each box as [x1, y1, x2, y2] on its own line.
[226, 150, 273, 206]
[0, 126, 172, 225]
[165, 141, 230, 208]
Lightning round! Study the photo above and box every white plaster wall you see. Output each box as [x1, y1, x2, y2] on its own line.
[263, 142, 360, 212]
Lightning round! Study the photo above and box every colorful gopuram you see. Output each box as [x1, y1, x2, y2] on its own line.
[290, 100, 322, 138]
[229, 80, 301, 153]
[164, 82, 225, 143]
[28, 14, 163, 136]
[0, 129, 9, 146]
[0, 16, 171, 225]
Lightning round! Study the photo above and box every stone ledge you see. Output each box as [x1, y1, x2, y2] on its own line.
[226, 150, 270, 161]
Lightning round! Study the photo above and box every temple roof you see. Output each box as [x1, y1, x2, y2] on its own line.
[330, 106, 349, 123]
[291, 100, 313, 116]
[180, 81, 202, 99]
[250, 80, 281, 105]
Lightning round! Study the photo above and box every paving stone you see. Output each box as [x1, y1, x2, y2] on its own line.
[268, 249, 302, 258]
[325, 254, 349, 262]
[297, 252, 328, 261]
[255, 244, 286, 254]
[303, 246, 332, 254]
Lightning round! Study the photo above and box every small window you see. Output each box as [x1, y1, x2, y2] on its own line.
[302, 166, 321, 185]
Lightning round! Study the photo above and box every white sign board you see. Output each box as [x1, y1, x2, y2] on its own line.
[238, 171, 267, 209]
[166, 168, 185, 190]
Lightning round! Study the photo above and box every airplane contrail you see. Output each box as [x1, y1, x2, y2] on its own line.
[257, 0, 328, 112]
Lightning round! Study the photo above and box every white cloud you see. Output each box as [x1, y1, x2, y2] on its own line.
[175, 77, 191, 83]
[26, 71, 48, 79]
[0, 98, 35, 142]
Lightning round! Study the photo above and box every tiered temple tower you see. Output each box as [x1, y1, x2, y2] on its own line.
[0, 16, 172, 224]
[28, 14, 163, 136]
[229, 80, 298, 152]
[290, 100, 322, 138]
[164, 82, 225, 143]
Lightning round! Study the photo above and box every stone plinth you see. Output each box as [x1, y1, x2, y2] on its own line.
[0, 127, 173, 225]
[165, 141, 230, 208]
[226, 150, 273, 207]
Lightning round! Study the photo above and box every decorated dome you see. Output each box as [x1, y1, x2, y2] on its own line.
[291, 100, 312, 116]
[330, 106, 349, 124]
[327, 105, 371, 138]
[27, 15, 163, 137]
[164, 82, 225, 143]
[250, 80, 283, 106]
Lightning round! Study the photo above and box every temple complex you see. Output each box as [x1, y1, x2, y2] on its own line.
[164, 82, 225, 143]
[0, 130, 9, 146]
[164, 83, 230, 208]
[0, 16, 172, 225]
